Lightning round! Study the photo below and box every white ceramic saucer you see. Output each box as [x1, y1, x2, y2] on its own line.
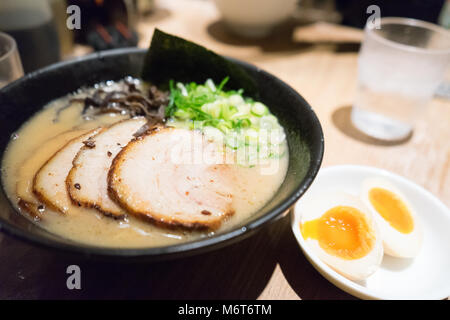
[291, 165, 450, 300]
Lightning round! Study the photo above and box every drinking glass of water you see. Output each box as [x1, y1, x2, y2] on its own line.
[352, 17, 450, 141]
[0, 31, 24, 88]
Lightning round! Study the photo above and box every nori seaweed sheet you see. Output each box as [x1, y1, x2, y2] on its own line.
[141, 29, 258, 98]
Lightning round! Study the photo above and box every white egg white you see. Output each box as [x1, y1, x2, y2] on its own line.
[299, 192, 383, 281]
[361, 177, 423, 258]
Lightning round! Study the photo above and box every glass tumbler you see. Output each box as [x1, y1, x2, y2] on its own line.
[352, 17, 450, 141]
[0, 31, 24, 88]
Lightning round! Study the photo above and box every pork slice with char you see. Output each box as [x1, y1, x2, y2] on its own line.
[16, 129, 89, 220]
[33, 128, 102, 214]
[108, 127, 236, 229]
[67, 117, 147, 218]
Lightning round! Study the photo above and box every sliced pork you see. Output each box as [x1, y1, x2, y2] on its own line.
[16, 129, 89, 220]
[108, 127, 235, 229]
[67, 118, 147, 218]
[33, 128, 102, 214]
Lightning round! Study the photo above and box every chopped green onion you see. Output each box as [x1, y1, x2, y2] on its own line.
[174, 109, 192, 119]
[221, 105, 238, 120]
[176, 82, 188, 96]
[203, 101, 222, 118]
[259, 115, 279, 130]
[217, 121, 232, 133]
[205, 78, 216, 92]
[217, 76, 229, 91]
[232, 118, 251, 129]
[251, 102, 268, 117]
[228, 94, 244, 106]
[167, 77, 286, 161]
[269, 129, 286, 145]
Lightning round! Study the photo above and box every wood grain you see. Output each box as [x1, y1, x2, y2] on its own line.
[1, 0, 448, 300]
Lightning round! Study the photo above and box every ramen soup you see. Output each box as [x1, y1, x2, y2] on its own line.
[1, 77, 288, 247]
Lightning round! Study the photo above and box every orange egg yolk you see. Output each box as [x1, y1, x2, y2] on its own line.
[368, 187, 414, 234]
[301, 206, 375, 260]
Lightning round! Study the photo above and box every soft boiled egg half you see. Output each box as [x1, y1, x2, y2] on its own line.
[361, 178, 423, 258]
[299, 192, 383, 281]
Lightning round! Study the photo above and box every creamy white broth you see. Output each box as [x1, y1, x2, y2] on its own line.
[1, 80, 288, 248]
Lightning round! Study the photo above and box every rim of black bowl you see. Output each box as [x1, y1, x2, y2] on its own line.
[0, 47, 324, 260]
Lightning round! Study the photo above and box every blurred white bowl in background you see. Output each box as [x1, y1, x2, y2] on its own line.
[213, 0, 298, 38]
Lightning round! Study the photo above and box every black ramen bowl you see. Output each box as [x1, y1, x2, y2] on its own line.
[0, 48, 323, 261]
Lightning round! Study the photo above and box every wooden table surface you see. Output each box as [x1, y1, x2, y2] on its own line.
[0, 0, 449, 300]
